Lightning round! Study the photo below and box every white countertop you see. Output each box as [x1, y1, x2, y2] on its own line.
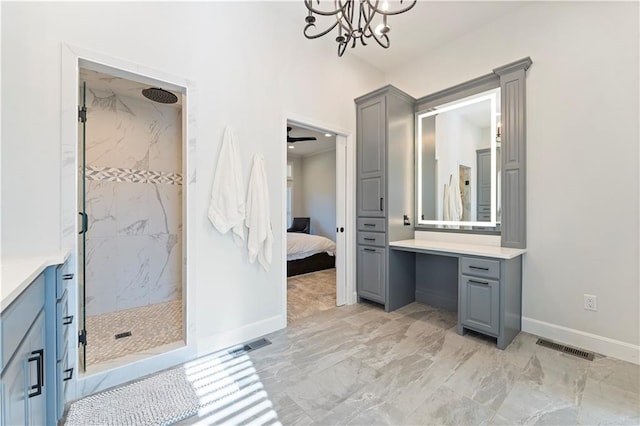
[390, 239, 526, 259]
[1, 250, 71, 312]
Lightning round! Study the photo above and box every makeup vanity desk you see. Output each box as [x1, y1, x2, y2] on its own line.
[389, 239, 526, 349]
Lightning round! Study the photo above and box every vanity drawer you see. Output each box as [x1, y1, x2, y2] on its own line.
[357, 218, 386, 232]
[56, 289, 70, 361]
[57, 263, 74, 300]
[358, 231, 386, 247]
[461, 257, 500, 280]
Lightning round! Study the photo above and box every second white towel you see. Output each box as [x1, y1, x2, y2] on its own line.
[246, 154, 273, 271]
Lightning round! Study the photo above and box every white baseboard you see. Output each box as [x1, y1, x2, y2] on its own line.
[196, 314, 285, 357]
[522, 316, 640, 365]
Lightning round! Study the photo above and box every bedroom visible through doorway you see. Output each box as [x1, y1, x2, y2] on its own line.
[285, 121, 346, 323]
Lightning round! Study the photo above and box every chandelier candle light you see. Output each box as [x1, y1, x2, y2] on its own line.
[303, 0, 417, 57]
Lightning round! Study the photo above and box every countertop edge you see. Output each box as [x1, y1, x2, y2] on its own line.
[1, 250, 71, 312]
[389, 239, 526, 260]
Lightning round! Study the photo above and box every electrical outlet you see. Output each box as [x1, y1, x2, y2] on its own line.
[584, 294, 597, 311]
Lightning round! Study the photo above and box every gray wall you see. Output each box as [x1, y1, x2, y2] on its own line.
[300, 150, 337, 239]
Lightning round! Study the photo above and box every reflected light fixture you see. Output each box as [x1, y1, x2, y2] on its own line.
[303, 0, 417, 57]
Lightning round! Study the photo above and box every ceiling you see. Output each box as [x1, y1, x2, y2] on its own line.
[275, 1, 528, 73]
[79, 68, 183, 108]
[287, 124, 336, 157]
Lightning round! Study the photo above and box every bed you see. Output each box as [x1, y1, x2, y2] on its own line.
[287, 232, 336, 277]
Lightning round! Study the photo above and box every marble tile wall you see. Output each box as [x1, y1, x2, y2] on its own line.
[83, 85, 183, 316]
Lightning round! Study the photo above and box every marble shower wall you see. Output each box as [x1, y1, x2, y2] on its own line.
[83, 81, 183, 316]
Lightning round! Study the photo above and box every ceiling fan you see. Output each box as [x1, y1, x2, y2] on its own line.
[287, 126, 317, 143]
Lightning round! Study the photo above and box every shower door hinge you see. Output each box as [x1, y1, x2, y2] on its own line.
[78, 106, 87, 123]
[78, 329, 87, 346]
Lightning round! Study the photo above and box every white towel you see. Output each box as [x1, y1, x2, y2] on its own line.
[208, 127, 246, 245]
[246, 154, 273, 271]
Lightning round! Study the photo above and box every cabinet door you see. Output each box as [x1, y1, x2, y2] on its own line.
[477, 149, 491, 208]
[357, 245, 386, 303]
[26, 312, 47, 426]
[460, 275, 499, 335]
[1, 311, 46, 426]
[357, 96, 386, 217]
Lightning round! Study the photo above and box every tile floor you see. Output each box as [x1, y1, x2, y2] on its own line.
[287, 269, 336, 324]
[84, 299, 183, 366]
[244, 302, 640, 425]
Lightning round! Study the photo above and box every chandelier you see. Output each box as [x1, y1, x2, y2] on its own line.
[303, 0, 417, 57]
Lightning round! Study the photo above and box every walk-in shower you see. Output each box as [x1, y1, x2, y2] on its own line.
[77, 68, 185, 373]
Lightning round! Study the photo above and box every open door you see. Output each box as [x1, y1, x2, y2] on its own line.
[336, 135, 347, 306]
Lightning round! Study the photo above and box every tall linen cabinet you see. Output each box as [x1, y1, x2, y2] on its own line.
[355, 85, 416, 312]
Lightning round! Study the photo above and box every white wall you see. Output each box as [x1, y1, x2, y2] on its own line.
[388, 2, 640, 357]
[1, 1, 384, 360]
[301, 149, 337, 239]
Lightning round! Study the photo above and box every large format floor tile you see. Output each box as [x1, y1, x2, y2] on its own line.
[252, 302, 640, 425]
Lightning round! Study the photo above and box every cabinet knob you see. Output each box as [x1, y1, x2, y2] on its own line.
[63, 315, 74, 325]
[62, 273, 74, 280]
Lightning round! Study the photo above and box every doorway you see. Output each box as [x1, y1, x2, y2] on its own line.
[284, 118, 352, 324]
[77, 65, 186, 374]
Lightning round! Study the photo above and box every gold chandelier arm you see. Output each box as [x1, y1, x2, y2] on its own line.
[365, 0, 417, 16]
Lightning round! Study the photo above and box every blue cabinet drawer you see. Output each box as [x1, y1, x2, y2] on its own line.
[461, 257, 500, 280]
[56, 290, 70, 361]
[1, 274, 45, 371]
[56, 263, 73, 300]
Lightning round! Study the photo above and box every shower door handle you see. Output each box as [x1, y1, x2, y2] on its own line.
[78, 212, 88, 234]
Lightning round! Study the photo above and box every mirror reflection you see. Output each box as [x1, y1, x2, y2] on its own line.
[417, 87, 501, 228]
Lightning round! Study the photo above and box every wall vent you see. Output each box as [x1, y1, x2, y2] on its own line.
[228, 338, 272, 357]
[536, 338, 594, 361]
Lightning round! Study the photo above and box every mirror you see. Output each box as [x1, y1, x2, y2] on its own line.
[417, 87, 501, 229]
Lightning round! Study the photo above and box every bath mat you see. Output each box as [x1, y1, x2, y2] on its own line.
[64, 350, 279, 425]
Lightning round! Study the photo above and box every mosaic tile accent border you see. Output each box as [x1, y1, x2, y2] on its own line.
[85, 166, 182, 185]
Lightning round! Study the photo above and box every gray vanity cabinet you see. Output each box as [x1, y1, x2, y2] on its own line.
[357, 246, 386, 303]
[458, 255, 522, 349]
[356, 85, 415, 311]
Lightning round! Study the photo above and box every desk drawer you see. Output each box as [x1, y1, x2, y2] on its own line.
[461, 257, 500, 279]
[358, 231, 386, 247]
[1, 273, 45, 371]
[357, 218, 386, 232]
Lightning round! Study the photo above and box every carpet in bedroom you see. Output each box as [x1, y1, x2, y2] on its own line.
[287, 268, 336, 323]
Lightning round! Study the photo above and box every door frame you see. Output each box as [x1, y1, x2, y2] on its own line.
[282, 113, 357, 322]
[61, 44, 197, 398]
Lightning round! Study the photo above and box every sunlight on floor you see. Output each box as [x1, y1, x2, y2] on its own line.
[183, 346, 282, 425]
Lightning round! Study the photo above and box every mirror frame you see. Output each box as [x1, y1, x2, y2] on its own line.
[413, 57, 532, 248]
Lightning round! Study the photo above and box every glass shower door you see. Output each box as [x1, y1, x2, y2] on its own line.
[78, 81, 87, 372]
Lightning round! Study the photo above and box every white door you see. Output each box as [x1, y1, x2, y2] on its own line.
[336, 135, 347, 306]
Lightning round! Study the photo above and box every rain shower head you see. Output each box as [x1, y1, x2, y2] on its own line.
[142, 87, 178, 104]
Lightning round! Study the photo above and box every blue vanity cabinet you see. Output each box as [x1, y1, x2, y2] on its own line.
[1, 274, 47, 426]
[44, 262, 74, 422]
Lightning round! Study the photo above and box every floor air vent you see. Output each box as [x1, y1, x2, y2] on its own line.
[115, 331, 132, 340]
[536, 338, 594, 361]
[228, 338, 272, 357]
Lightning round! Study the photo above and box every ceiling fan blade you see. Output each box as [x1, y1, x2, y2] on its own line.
[287, 136, 318, 143]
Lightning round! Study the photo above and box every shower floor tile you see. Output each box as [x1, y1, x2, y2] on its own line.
[84, 299, 183, 367]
